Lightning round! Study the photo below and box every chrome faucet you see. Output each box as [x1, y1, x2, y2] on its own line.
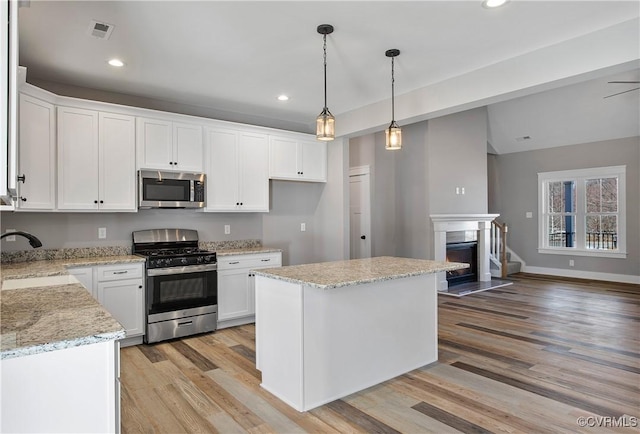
[0, 231, 43, 248]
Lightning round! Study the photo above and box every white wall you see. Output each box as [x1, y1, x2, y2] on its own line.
[349, 107, 489, 260]
[490, 136, 640, 278]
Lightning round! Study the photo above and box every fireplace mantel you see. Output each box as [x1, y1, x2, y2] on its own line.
[430, 214, 499, 291]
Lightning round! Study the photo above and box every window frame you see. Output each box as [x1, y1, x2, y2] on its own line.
[538, 165, 626, 259]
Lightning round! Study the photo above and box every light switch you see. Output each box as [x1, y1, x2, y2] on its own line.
[224, 225, 231, 235]
[98, 227, 107, 239]
[301, 223, 306, 232]
[526, 212, 533, 219]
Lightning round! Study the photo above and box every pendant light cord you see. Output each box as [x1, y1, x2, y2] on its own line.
[391, 56, 395, 122]
[323, 33, 328, 110]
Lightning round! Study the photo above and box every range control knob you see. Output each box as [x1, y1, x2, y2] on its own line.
[181, 258, 188, 265]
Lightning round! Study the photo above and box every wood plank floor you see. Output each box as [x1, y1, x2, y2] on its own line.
[121, 274, 640, 433]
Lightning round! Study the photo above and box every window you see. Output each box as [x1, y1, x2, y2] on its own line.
[538, 166, 626, 258]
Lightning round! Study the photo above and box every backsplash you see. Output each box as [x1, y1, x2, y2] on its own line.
[0, 239, 262, 264]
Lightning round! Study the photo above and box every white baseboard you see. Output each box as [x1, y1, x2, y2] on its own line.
[523, 266, 640, 285]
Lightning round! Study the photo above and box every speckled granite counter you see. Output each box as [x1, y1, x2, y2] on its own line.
[0, 255, 145, 282]
[216, 247, 282, 256]
[0, 255, 142, 360]
[254, 256, 467, 289]
[1, 283, 124, 360]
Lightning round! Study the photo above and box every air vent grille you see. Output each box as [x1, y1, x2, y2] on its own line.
[87, 20, 114, 40]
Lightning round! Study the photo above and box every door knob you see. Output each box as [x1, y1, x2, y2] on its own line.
[361, 235, 366, 240]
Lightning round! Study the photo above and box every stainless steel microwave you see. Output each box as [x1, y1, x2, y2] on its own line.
[138, 170, 206, 209]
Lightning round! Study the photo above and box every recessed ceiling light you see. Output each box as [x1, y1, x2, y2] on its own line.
[277, 95, 289, 101]
[482, 0, 509, 8]
[108, 58, 124, 67]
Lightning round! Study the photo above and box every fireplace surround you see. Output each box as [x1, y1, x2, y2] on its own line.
[431, 214, 499, 291]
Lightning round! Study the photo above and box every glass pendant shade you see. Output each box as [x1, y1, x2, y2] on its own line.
[316, 107, 335, 141]
[385, 121, 402, 150]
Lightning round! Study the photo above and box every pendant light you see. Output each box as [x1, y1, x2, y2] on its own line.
[316, 24, 335, 141]
[385, 49, 402, 150]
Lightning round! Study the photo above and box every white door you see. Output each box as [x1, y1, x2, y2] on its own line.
[57, 106, 99, 210]
[349, 167, 371, 259]
[97, 279, 144, 337]
[99, 112, 136, 211]
[173, 122, 203, 172]
[204, 128, 239, 211]
[17, 94, 56, 210]
[238, 131, 269, 211]
[136, 117, 173, 170]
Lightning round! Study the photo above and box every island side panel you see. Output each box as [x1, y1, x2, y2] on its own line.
[255, 275, 305, 411]
[0, 339, 118, 433]
[302, 274, 438, 411]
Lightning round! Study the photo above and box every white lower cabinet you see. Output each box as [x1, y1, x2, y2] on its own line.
[217, 252, 282, 328]
[1, 339, 120, 433]
[67, 266, 95, 298]
[68, 263, 144, 345]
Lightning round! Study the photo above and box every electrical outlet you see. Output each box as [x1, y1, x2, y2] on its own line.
[526, 211, 533, 218]
[301, 223, 306, 232]
[569, 259, 575, 267]
[224, 225, 231, 235]
[98, 227, 107, 239]
[455, 187, 460, 195]
[461, 187, 465, 195]
[4, 229, 16, 242]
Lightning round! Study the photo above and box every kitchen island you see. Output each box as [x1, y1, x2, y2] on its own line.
[253, 256, 467, 412]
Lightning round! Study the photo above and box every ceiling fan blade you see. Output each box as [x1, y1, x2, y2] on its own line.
[604, 87, 640, 98]
[607, 81, 640, 84]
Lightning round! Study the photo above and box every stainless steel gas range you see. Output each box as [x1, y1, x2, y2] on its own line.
[132, 229, 217, 344]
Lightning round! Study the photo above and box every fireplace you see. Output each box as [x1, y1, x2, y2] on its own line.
[446, 241, 478, 286]
[431, 214, 499, 291]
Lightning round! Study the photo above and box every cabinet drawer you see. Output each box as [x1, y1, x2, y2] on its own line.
[96, 263, 143, 282]
[218, 253, 282, 270]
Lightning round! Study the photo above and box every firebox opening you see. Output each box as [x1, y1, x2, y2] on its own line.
[446, 230, 478, 286]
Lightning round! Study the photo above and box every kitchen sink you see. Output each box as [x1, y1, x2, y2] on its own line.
[1, 274, 80, 290]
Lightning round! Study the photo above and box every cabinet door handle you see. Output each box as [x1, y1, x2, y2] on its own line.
[138, 285, 143, 289]
[178, 321, 193, 327]
[17, 174, 25, 183]
[20, 197, 27, 202]
[229, 261, 240, 265]
[261, 259, 271, 262]
[94, 200, 98, 204]
[113, 270, 128, 274]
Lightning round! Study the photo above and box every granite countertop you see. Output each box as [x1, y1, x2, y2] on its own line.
[0, 255, 142, 360]
[216, 247, 282, 256]
[0, 255, 145, 282]
[1, 283, 125, 360]
[253, 256, 468, 289]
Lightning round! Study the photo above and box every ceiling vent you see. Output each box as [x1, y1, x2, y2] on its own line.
[87, 20, 114, 40]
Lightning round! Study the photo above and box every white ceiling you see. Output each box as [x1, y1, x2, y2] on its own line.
[17, 1, 640, 154]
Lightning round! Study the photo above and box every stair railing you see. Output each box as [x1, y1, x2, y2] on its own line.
[491, 219, 508, 279]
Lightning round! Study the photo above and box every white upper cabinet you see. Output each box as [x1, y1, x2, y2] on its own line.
[269, 135, 327, 182]
[16, 93, 56, 210]
[204, 127, 269, 212]
[137, 117, 203, 172]
[98, 112, 137, 211]
[58, 106, 136, 211]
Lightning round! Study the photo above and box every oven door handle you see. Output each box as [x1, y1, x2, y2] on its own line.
[147, 264, 218, 276]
